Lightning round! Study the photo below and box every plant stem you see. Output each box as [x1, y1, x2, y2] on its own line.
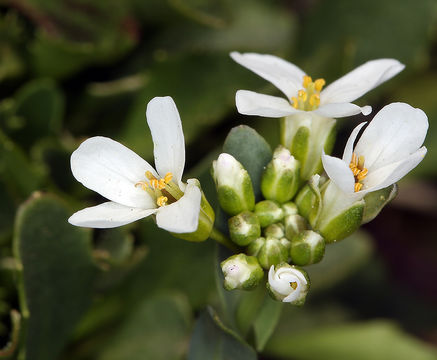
[210, 228, 239, 252]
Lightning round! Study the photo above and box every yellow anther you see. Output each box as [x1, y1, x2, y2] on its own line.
[150, 179, 159, 189]
[358, 155, 365, 170]
[354, 183, 363, 192]
[351, 153, 357, 166]
[297, 89, 307, 101]
[309, 93, 320, 107]
[356, 168, 368, 181]
[290, 281, 298, 290]
[145, 171, 156, 180]
[158, 178, 166, 190]
[303, 75, 312, 88]
[164, 172, 173, 184]
[291, 97, 298, 109]
[135, 181, 148, 191]
[157, 196, 168, 207]
[352, 167, 361, 177]
[314, 78, 326, 92]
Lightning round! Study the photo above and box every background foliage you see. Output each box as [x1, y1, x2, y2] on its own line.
[0, 0, 437, 359]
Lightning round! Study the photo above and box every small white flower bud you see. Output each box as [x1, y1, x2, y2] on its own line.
[284, 214, 308, 241]
[267, 263, 309, 305]
[228, 211, 261, 246]
[212, 153, 255, 216]
[254, 200, 284, 228]
[282, 202, 298, 217]
[264, 223, 285, 239]
[290, 230, 325, 265]
[257, 237, 288, 270]
[221, 254, 263, 291]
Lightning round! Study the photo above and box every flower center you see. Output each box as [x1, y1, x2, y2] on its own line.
[291, 75, 325, 111]
[289, 281, 297, 290]
[135, 171, 184, 207]
[349, 152, 368, 192]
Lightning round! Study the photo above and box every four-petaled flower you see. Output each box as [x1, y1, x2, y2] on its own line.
[68, 96, 201, 233]
[322, 102, 428, 199]
[231, 52, 404, 119]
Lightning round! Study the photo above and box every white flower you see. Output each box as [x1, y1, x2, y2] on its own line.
[268, 265, 308, 303]
[230, 52, 404, 118]
[68, 96, 201, 233]
[322, 102, 428, 199]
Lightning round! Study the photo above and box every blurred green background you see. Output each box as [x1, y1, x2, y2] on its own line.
[0, 0, 437, 359]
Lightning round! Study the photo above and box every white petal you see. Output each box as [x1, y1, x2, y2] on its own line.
[235, 90, 299, 117]
[360, 147, 427, 195]
[156, 180, 201, 233]
[322, 153, 355, 194]
[230, 52, 306, 99]
[321, 59, 404, 104]
[146, 96, 185, 187]
[68, 201, 157, 228]
[354, 103, 428, 170]
[71, 136, 157, 208]
[342, 122, 367, 163]
[314, 103, 371, 118]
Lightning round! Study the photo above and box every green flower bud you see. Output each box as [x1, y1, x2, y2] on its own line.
[212, 153, 255, 216]
[264, 223, 285, 239]
[267, 263, 310, 305]
[280, 112, 336, 181]
[221, 254, 264, 291]
[279, 237, 291, 253]
[362, 184, 397, 224]
[171, 184, 215, 242]
[261, 146, 300, 203]
[290, 230, 325, 266]
[254, 200, 284, 227]
[282, 202, 298, 217]
[247, 237, 265, 257]
[294, 174, 325, 227]
[228, 211, 261, 246]
[315, 181, 364, 243]
[284, 214, 308, 241]
[257, 237, 288, 270]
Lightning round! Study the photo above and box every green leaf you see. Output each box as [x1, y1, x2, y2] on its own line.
[13, 193, 98, 360]
[265, 320, 437, 360]
[362, 184, 397, 224]
[97, 293, 191, 360]
[188, 307, 257, 360]
[253, 295, 282, 352]
[223, 125, 272, 199]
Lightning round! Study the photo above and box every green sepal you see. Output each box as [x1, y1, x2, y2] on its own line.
[295, 175, 323, 227]
[362, 184, 397, 224]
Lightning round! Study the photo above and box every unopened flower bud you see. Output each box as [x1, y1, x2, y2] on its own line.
[362, 184, 397, 224]
[257, 237, 288, 270]
[279, 237, 291, 253]
[254, 200, 284, 227]
[290, 230, 325, 266]
[294, 174, 324, 227]
[228, 211, 261, 246]
[247, 237, 265, 257]
[264, 223, 284, 239]
[282, 202, 298, 217]
[221, 254, 263, 291]
[261, 146, 300, 203]
[212, 153, 255, 216]
[267, 264, 310, 305]
[284, 214, 308, 241]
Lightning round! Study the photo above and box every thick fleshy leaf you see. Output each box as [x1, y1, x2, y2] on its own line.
[235, 90, 298, 117]
[156, 181, 201, 233]
[321, 59, 405, 104]
[361, 147, 427, 194]
[322, 153, 355, 194]
[354, 103, 428, 170]
[314, 102, 371, 118]
[71, 136, 157, 209]
[342, 122, 367, 163]
[146, 96, 186, 186]
[230, 52, 305, 99]
[68, 201, 157, 229]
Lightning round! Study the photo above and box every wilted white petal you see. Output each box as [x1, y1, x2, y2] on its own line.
[354, 103, 428, 171]
[71, 136, 157, 209]
[342, 122, 367, 163]
[314, 102, 371, 118]
[156, 180, 201, 233]
[68, 201, 157, 228]
[360, 147, 427, 194]
[321, 59, 405, 104]
[230, 52, 305, 99]
[322, 153, 355, 194]
[147, 96, 185, 187]
[236, 90, 299, 117]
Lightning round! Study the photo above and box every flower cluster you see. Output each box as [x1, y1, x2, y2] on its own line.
[69, 52, 428, 306]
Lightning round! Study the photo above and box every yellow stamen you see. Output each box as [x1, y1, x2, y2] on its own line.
[135, 181, 148, 191]
[157, 195, 168, 207]
[303, 75, 312, 88]
[309, 93, 320, 107]
[358, 155, 365, 170]
[314, 78, 326, 92]
[150, 179, 159, 189]
[351, 153, 357, 166]
[291, 97, 298, 109]
[356, 168, 368, 181]
[157, 179, 166, 190]
[349, 152, 368, 192]
[164, 172, 173, 183]
[354, 183, 363, 192]
[297, 89, 307, 102]
[290, 281, 298, 290]
[145, 171, 155, 180]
